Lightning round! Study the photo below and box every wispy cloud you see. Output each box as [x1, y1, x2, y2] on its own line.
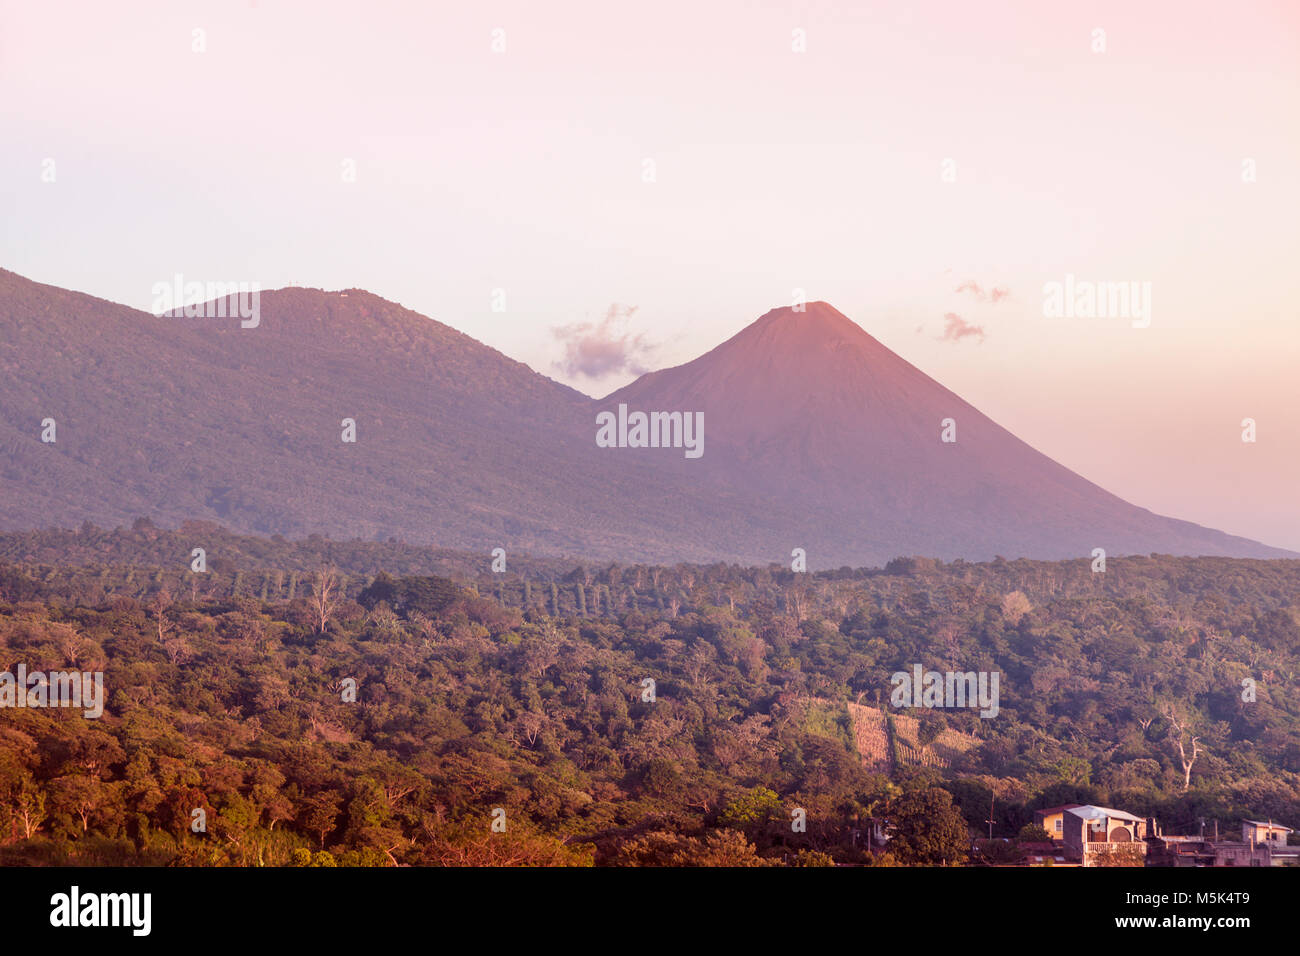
[552, 304, 655, 380]
[955, 280, 1011, 304]
[940, 312, 985, 344]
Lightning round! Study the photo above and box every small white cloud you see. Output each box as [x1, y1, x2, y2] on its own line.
[552, 304, 656, 380]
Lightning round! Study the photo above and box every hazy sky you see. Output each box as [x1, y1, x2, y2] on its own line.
[4, 0, 1299, 549]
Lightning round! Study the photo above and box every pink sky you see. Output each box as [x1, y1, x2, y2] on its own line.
[4, 0, 1299, 549]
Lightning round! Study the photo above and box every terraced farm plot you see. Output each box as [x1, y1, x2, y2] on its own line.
[847, 702, 892, 774]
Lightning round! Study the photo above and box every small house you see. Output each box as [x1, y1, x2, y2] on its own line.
[1062, 805, 1149, 865]
[1033, 803, 1083, 842]
[1242, 820, 1293, 847]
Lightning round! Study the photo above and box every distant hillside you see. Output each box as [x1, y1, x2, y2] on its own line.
[1, 271, 1291, 566]
[606, 302, 1295, 562]
[0, 269, 774, 564]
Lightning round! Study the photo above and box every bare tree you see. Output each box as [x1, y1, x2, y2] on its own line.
[311, 566, 342, 635]
[151, 589, 189, 663]
[1165, 708, 1202, 792]
[13, 777, 46, 839]
[512, 711, 546, 748]
[151, 589, 174, 643]
[787, 581, 809, 622]
[57, 623, 87, 667]
[667, 594, 681, 618]
[162, 633, 190, 665]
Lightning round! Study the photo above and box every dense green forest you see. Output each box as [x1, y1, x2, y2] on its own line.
[0, 522, 1297, 866]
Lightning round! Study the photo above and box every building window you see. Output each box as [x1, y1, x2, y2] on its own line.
[1054, 820, 1062, 832]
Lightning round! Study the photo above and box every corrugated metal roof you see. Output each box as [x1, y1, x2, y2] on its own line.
[1243, 820, 1294, 831]
[1066, 805, 1145, 824]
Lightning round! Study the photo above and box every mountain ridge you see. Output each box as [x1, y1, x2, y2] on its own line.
[1, 269, 1291, 566]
